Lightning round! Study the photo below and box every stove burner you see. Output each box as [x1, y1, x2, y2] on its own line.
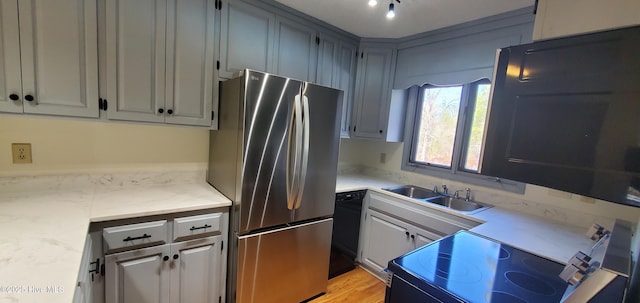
[489, 291, 527, 303]
[522, 257, 562, 276]
[418, 253, 483, 283]
[505, 271, 556, 296]
[499, 247, 510, 260]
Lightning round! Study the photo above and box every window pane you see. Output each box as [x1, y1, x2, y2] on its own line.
[463, 84, 491, 171]
[413, 86, 462, 167]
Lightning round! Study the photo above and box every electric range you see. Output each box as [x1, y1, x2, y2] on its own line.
[385, 231, 569, 303]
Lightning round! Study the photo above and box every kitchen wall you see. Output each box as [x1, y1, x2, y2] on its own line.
[338, 138, 640, 227]
[0, 115, 209, 176]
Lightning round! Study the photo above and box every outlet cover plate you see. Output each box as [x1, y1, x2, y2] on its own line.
[12, 143, 32, 164]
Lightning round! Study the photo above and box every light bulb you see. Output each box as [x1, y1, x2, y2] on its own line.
[368, 0, 377, 6]
[386, 3, 395, 19]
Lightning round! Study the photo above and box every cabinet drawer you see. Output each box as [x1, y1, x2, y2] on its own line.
[174, 213, 222, 241]
[103, 220, 168, 253]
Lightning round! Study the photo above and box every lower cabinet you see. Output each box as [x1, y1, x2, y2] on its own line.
[358, 191, 481, 279]
[361, 209, 439, 276]
[73, 232, 104, 303]
[73, 209, 228, 303]
[105, 236, 222, 303]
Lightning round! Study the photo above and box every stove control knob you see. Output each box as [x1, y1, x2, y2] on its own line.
[559, 251, 591, 286]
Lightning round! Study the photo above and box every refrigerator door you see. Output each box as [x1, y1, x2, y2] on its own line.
[240, 71, 302, 234]
[292, 83, 343, 222]
[236, 218, 333, 303]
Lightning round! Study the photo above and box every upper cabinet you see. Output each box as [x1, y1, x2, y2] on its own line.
[316, 33, 357, 138]
[351, 45, 397, 140]
[219, 0, 275, 79]
[533, 0, 640, 40]
[0, 0, 99, 118]
[273, 17, 318, 82]
[105, 0, 215, 127]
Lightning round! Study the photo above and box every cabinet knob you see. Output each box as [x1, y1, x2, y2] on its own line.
[405, 231, 409, 237]
[411, 234, 415, 240]
[167, 109, 173, 115]
[173, 254, 179, 260]
[163, 256, 169, 261]
[24, 95, 34, 102]
[158, 108, 164, 114]
[379, 130, 383, 134]
[9, 94, 19, 101]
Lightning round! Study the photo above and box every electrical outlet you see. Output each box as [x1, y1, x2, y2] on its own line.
[12, 143, 32, 164]
[380, 153, 386, 164]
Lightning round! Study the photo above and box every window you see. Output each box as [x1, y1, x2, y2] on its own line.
[402, 79, 524, 193]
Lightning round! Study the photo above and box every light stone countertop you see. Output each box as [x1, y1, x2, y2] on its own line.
[336, 174, 600, 264]
[0, 173, 231, 303]
[0, 172, 603, 302]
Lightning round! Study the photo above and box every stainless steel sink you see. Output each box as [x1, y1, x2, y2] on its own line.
[383, 185, 441, 199]
[425, 196, 486, 212]
[383, 185, 490, 213]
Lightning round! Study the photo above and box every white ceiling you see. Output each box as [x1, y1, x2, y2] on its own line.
[274, 0, 534, 38]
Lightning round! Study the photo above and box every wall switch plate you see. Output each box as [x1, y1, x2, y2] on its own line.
[12, 143, 32, 164]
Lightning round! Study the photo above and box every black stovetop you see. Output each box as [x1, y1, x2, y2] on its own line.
[387, 231, 569, 303]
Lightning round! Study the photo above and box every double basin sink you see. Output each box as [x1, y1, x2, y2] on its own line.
[383, 185, 490, 213]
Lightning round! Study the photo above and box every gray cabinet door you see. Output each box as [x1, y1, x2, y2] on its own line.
[169, 236, 221, 303]
[164, 0, 215, 126]
[219, 0, 275, 78]
[105, 245, 171, 303]
[17, 0, 99, 118]
[316, 34, 357, 138]
[315, 34, 339, 88]
[0, 0, 22, 114]
[274, 17, 317, 82]
[352, 47, 395, 140]
[412, 226, 439, 249]
[105, 0, 167, 123]
[361, 209, 411, 277]
[337, 42, 357, 138]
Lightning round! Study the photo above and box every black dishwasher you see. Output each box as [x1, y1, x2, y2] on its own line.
[329, 190, 366, 278]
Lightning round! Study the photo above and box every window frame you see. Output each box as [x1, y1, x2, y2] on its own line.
[401, 80, 525, 194]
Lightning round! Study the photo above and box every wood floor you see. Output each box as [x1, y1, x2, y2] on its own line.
[309, 267, 387, 303]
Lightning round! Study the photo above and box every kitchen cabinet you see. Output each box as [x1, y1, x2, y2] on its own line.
[74, 232, 105, 303]
[352, 45, 397, 140]
[219, 0, 275, 78]
[358, 191, 480, 278]
[105, 236, 222, 303]
[103, 211, 227, 303]
[316, 33, 357, 138]
[0, 0, 99, 118]
[361, 209, 439, 276]
[533, 0, 640, 41]
[273, 17, 318, 82]
[104, 0, 215, 127]
[169, 237, 222, 303]
[105, 244, 170, 303]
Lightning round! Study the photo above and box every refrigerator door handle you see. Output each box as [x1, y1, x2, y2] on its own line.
[294, 93, 310, 210]
[286, 94, 303, 210]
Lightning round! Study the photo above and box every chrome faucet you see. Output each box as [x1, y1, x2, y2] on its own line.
[442, 184, 448, 195]
[465, 188, 471, 201]
[453, 190, 464, 199]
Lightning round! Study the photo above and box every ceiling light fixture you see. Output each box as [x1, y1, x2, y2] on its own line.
[368, 0, 377, 7]
[386, 3, 395, 19]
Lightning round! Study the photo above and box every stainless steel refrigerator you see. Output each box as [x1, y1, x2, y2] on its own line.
[207, 70, 342, 303]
